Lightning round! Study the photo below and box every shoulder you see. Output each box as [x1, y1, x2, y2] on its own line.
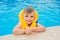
[18, 22, 22, 26]
[15, 22, 22, 28]
[37, 23, 45, 27]
[18, 22, 22, 25]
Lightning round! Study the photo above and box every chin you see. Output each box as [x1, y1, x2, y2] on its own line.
[27, 23, 31, 24]
[27, 22, 32, 24]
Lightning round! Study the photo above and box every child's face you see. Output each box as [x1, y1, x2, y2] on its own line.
[23, 12, 34, 24]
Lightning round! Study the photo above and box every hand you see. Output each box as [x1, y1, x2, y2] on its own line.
[25, 27, 32, 35]
[29, 27, 36, 31]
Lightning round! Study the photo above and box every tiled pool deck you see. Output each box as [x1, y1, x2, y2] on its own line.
[0, 26, 60, 40]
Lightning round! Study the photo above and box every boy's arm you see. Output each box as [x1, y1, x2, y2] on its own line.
[32, 24, 46, 32]
[12, 22, 24, 34]
[13, 22, 22, 31]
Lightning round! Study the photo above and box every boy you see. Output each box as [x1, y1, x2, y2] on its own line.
[13, 6, 46, 35]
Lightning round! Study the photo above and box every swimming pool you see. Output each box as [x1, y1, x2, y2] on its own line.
[0, 0, 60, 36]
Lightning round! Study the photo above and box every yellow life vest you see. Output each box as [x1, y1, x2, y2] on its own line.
[18, 10, 38, 30]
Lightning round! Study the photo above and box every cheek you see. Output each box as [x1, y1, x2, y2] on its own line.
[31, 18, 34, 21]
[24, 17, 27, 20]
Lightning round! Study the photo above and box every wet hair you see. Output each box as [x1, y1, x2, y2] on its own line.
[24, 6, 38, 25]
[24, 6, 34, 13]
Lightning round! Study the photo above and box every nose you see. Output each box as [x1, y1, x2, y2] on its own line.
[27, 17, 31, 20]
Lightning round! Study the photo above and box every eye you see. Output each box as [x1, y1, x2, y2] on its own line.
[25, 15, 28, 17]
[30, 16, 33, 18]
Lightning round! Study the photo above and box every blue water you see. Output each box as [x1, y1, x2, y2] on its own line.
[0, 0, 60, 36]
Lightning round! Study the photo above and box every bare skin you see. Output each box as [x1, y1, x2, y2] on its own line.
[13, 22, 46, 35]
[13, 11, 46, 35]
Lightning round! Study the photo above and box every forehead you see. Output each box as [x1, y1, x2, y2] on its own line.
[24, 12, 35, 16]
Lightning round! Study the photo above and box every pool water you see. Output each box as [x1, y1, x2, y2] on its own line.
[0, 0, 60, 36]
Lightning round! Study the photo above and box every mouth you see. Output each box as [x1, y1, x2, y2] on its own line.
[27, 21, 31, 22]
[26, 21, 31, 23]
